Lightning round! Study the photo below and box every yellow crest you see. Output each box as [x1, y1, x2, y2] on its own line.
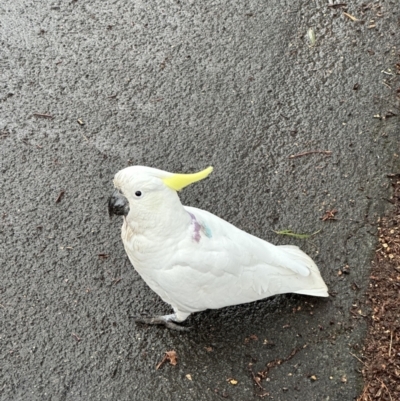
[162, 166, 213, 191]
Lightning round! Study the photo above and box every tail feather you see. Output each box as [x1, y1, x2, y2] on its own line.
[278, 244, 329, 297]
[294, 288, 329, 297]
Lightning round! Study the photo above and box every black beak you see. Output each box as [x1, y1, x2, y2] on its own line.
[108, 190, 130, 218]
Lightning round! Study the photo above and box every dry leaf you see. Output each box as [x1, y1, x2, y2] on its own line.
[321, 208, 338, 221]
[156, 350, 178, 369]
[166, 350, 178, 366]
[186, 374, 192, 381]
[228, 379, 238, 385]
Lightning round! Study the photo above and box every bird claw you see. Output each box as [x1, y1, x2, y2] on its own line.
[134, 315, 190, 332]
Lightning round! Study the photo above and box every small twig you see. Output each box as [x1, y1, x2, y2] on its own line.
[388, 331, 393, 357]
[377, 378, 393, 401]
[327, 3, 347, 9]
[350, 309, 361, 318]
[343, 12, 359, 21]
[156, 354, 168, 370]
[359, 384, 372, 401]
[250, 370, 267, 391]
[258, 347, 301, 379]
[80, 131, 89, 141]
[349, 352, 366, 366]
[32, 113, 54, 119]
[55, 190, 65, 203]
[288, 150, 332, 159]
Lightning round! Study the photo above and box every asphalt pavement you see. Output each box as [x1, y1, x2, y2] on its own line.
[1, 1, 399, 400]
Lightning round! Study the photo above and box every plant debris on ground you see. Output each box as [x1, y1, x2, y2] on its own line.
[358, 178, 400, 401]
[156, 350, 178, 370]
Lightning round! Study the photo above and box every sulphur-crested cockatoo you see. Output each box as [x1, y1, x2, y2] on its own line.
[108, 166, 328, 330]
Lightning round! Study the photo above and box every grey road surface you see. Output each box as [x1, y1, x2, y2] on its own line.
[1, 1, 399, 400]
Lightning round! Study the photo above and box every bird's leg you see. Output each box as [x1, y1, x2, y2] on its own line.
[135, 312, 190, 332]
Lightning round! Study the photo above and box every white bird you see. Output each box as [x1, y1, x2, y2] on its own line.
[108, 166, 328, 330]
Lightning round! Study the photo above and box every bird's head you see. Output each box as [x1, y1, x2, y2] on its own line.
[108, 166, 213, 221]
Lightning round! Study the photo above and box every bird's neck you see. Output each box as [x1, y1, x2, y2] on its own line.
[125, 203, 191, 239]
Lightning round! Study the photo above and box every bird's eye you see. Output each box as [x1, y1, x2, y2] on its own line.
[135, 191, 142, 197]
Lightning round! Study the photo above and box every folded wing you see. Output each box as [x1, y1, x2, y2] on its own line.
[157, 207, 328, 313]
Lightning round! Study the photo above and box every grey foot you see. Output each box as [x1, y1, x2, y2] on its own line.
[134, 314, 190, 332]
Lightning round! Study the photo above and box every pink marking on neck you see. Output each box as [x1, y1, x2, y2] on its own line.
[188, 212, 201, 243]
